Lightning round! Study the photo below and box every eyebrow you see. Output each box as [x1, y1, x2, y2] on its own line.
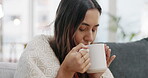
[81, 22, 99, 27]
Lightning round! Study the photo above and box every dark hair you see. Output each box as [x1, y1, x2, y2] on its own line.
[50, 0, 102, 77]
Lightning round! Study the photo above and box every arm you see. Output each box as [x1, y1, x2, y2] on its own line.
[14, 55, 47, 78]
[56, 43, 91, 78]
[15, 35, 61, 78]
[56, 64, 75, 78]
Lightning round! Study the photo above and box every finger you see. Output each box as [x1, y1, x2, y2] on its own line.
[79, 49, 89, 57]
[82, 57, 90, 69]
[72, 43, 88, 52]
[105, 45, 110, 59]
[105, 45, 110, 52]
[106, 49, 111, 62]
[105, 46, 110, 58]
[80, 61, 91, 73]
[107, 55, 116, 67]
[79, 52, 89, 64]
[78, 57, 90, 73]
[83, 52, 89, 60]
[76, 51, 82, 58]
[83, 63, 91, 73]
[104, 44, 108, 52]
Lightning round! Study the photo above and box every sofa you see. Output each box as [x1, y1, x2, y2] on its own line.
[0, 62, 17, 78]
[0, 37, 148, 78]
[107, 37, 148, 78]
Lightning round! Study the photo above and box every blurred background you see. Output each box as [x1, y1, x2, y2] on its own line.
[0, 0, 148, 62]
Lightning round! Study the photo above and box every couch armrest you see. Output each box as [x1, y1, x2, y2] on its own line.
[0, 62, 17, 78]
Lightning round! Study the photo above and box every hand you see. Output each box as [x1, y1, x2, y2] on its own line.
[88, 44, 116, 78]
[58, 43, 91, 78]
[105, 44, 116, 67]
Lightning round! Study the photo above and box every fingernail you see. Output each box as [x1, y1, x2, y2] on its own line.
[79, 49, 84, 52]
[79, 49, 89, 52]
[89, 63, 91, 66]
[86, 49, 89, 52]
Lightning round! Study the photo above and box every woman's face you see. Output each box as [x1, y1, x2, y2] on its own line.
[74, 9, 100, 45]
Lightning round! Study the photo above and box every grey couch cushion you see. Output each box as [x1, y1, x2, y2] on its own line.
[0, 62, 17, 78]
[106, 38, 148, 78]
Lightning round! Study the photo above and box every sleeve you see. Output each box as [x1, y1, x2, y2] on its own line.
[101, 68, 114, 78]
[14, 35, 60, 78]
[14, 52, 47, 78]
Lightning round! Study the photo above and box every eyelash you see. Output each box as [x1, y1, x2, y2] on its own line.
[79, 28, 86, 31]
[79, 28, 97, 32]
[92, 29, 96, 32]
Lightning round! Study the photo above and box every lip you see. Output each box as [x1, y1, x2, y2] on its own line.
[83, 43, 91, 45]
[84, 44, 89, 45]
[79, 42, 91, 45]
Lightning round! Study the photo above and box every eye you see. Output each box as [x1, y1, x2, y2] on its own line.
[79, 28, 85, 31]
[92, 29, 96, 32]
[92, 27, 98, 32]
[79, 26, 87, 31]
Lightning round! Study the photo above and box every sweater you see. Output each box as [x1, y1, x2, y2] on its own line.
[14, 35, 114, 78]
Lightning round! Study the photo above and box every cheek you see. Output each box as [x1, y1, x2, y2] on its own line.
[94, 32, 97, 37]
[74, 32, 83, 45]
[93, 32, 97, 40]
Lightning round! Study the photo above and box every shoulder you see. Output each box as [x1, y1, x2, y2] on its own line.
[15, 35, 60, 78]
[19, 34, 60, 66]
[26, 34, 51, 48]
[24, 34, 53, 52]
[20, 34, 58, 60]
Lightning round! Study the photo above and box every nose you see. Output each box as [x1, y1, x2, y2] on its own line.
[84, 31, 94, 43]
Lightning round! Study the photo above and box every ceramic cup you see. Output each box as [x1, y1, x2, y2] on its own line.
[87, 44, 107, 73]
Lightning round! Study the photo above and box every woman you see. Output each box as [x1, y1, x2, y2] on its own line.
[14, 0, 116, 78]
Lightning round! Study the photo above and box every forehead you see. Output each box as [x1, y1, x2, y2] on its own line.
[85, 9, 100, 17]
[82, 9, 100, 24]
